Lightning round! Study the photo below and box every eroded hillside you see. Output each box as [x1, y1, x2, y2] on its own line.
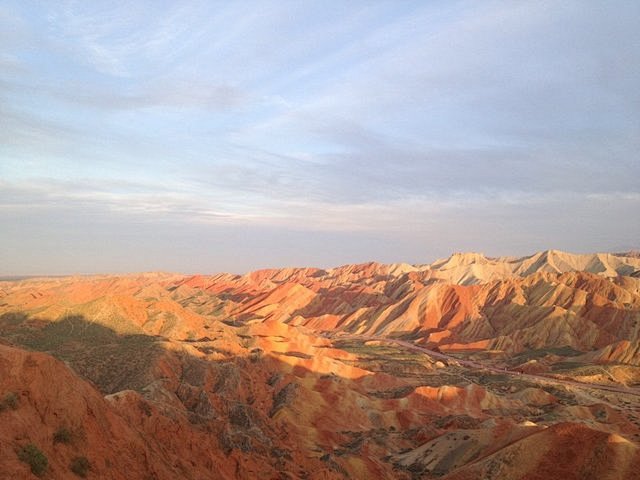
[1, 250, 640, 479]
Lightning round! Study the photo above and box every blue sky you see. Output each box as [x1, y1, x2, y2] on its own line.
[1, 1, 639, 274]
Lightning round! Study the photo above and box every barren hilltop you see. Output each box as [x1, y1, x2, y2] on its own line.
[2, 250, 640, 479]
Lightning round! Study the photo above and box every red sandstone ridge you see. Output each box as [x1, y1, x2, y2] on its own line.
[0, 344, 235, 480]
[1, 250, 640, 479]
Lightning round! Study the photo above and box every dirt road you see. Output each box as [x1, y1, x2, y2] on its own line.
[334, 334, 640, 398]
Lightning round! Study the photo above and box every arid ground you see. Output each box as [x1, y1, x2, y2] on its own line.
[2, 250, 640, 479]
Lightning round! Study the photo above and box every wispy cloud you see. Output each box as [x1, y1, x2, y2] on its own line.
[51, 80, 246, 111]
[45, 1, 206, 76]
[1, 0, 639, 273]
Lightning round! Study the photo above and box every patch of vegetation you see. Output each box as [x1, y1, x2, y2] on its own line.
[218, 428, 253, 454]
[138, 400, 152, 417]
[70, 456, 90, 477]
[249, 348, 263, 362]
[20, 315, 120, 352]
[229, 403, 253, 428]
[269, 382, 298, 417]
[335, 433, 366, 456]
[0, 391, 19, 411]
[17, 444, 48, 476]
[180, 357, 207, 386]
[196, 345, 232, 356]
[416, 373, 464, 387]
[4, 314, 163, 394]
[222, 319, 245, 327]
[275, 350, 312, 359]
[551, 361, 585, 371]
[541, 385, 578, 405]
[53, 426, 73, 444]
[319, 453, 348, 476]
[334, 340, 435, 380]
[0, 313, 164, 393]
[0, 311, 29, 327]
[510, 346, 582, 365]
[267, 372, 283, 387]
[551, 363, 608, 377]
[212, 362, 241, 394]
[433, 414, 482, 429]
[369, 386, 415, 399]
[461, 370, 536, 394]
[474, 373, 510, 383]
[334, 340, 418, 360]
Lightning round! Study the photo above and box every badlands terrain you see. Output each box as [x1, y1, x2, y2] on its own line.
[1, 250, 640, 479]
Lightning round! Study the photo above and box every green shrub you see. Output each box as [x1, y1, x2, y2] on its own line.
[17, 444, 48, 476]
[0, 392, 19, 411]
[70, 456, 90, 477]
[53, 426, 72, 444]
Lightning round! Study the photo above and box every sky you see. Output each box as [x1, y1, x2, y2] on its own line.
[1, 0, 639, 275]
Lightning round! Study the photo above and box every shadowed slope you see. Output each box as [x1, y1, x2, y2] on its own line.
[1, 251, 640, 478]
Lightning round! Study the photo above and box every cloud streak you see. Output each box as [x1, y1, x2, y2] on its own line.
[1, 0, 639, 273]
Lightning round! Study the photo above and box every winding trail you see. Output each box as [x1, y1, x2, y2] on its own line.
[332, 334, 640, 398]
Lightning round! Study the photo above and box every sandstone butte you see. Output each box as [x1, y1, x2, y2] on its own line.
[1, 250, 640, 479]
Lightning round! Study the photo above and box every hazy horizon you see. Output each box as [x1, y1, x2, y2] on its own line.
[2, 1, 639, 275]
[2, 247, 639, 279]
